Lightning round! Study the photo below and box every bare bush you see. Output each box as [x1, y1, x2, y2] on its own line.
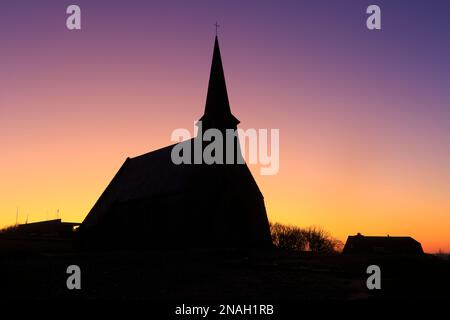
[270, 223, 307, 251]
[0, 225, 18, 234]
[270, 222, 342, 253]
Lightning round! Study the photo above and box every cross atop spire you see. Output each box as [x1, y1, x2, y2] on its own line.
[214, 21, 220, 36]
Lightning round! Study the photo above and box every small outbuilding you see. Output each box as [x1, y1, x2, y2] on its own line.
[14, 219, 79, 238]
[343, 233, 424, 255]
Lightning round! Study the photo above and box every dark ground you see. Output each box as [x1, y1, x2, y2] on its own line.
[1, 237, 449, 301]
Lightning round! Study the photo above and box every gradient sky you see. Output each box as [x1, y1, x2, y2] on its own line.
[1, 0, 450, 252]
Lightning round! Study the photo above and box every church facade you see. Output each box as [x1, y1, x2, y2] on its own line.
[79, 36, 272, 249]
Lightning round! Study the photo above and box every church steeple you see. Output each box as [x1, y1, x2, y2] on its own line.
[199, 36, 240, 130]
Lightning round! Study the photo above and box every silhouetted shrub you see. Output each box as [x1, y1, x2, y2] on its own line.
[270, 223, 307, 251]
[304, 226, 343, 253]
[270, 222, 342, 253]
[435, 250, 450, 260]
[0, 225, 18, 234]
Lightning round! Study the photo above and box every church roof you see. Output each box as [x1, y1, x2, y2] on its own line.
[81, 139, 262, 229]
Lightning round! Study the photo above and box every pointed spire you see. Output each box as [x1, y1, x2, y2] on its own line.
[199, 36, 240, 130]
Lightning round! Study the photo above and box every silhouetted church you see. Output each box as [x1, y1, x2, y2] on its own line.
[79, 36, 272, 248]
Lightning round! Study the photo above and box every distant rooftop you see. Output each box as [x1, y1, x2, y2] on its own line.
[343, 233, 424, 255]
